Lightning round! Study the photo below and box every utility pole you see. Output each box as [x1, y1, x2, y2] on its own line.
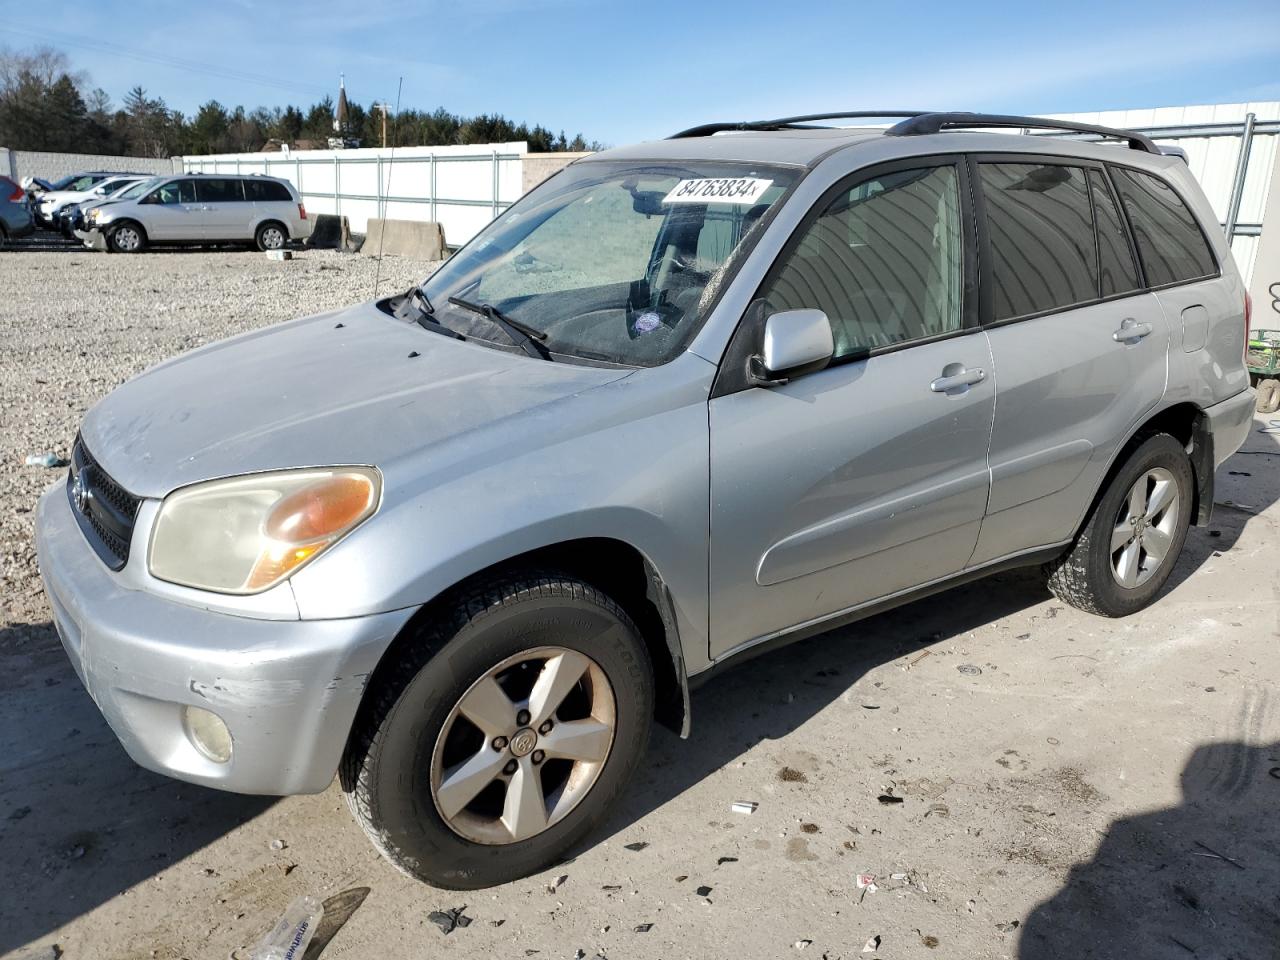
[373, 102, 392, 149]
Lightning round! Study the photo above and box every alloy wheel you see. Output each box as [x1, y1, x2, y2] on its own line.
[429, 646, 616, 845]
[261, 227, 285, 250]
[1110, 466, 1180, 588]
[114, 226, 141, 251]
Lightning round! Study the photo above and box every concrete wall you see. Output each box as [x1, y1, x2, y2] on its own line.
[0, 148, 178, 182]
[522, 152, 592, 194]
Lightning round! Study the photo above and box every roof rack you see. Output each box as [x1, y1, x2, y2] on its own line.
[669, 111, 932, 139]
[885, 112, 1159, 154]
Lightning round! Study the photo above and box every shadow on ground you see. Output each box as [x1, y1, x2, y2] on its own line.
[0, 621, 275, 955]
[1020, 739, 1280, 958]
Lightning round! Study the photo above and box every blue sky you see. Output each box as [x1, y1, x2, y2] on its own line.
[6, 0, 1280, 145]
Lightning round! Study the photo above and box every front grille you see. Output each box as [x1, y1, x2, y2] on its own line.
[68, 437, 141, 570]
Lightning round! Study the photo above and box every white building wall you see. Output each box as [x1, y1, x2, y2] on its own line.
[181, 142, 527, 246]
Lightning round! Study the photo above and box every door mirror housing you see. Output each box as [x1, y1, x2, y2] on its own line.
[752, 309, 835, 384]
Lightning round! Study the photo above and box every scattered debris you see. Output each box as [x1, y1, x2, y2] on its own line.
[856, 874, 878, 895]
[861, 704, 881, 710]
[601, 885, 622, 892]
[250, 894, 323, 957]
[957, 664, 983, 676]
[265, 249, 293, 261]
[925, 803, 949, 818]
[778, 767, 809, 783]
[696, 885, 713, 898]
[908, 650, 932, 667]
[269, 839, 287, 851]
[24, 453, 67, 468]
[490, 920, 506, 927]
[921, 934, 939, 948]
[1015, 633, 1031, 640]
[716, 856, 739, 866]
[633, 923, 653, 933]
[675, 875, 688, 882]
[1192, 839, 1245, 869]
[1228, 470, 1251, 476]
[546, 874, 568, 893]
[574, 949, 586, 959]
[427, 905, 473, 935]
[862, 935, 881, 952]
[793, 940, 812, 950]
[800, 823, 820, 834]
[877, 793, 904, 805]
[995, 920, 1020, 933]
[623, 841, 649, 852]
[731, 801, 759, 815]
[1208, 530, 1222, 538]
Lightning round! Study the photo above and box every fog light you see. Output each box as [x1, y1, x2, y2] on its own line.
[183, 705, 232, 763]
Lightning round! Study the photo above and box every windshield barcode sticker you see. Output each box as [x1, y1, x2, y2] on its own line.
[663, 178, 773, 205]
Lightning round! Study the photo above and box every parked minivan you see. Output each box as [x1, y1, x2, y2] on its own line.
[83, 173, 311, 252]
[36, 112, 1255, 889]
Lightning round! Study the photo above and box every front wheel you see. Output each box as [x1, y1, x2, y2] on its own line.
[341, 572, 654, 888]
[107, 221, 147, 253]
[1045, 433, 1193, 617]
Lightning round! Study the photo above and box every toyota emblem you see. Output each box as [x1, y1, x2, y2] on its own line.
[71, 473, 89, 513]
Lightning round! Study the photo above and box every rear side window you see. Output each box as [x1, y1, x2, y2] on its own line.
[979, 163, 1096, 321]
[1088, 170, 1141, 297]
[1112, 168, 1216, 286]
[762, 164, 964, 358]
[198, 179, 245, 202]
[245, 179, 292, 202]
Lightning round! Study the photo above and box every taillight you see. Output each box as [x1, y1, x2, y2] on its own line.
[1244, 291, 1252, 362]
[6, 181, 22, 202]
[298, 203, 307, 220]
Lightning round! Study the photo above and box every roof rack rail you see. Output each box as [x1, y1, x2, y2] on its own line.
[669, 111, 932, 139]
[885, 112, 1159, 154]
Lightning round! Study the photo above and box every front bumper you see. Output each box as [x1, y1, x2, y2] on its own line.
[35, 478, 418, 795]
[1205, 388, 1255, 467]
[76, 227, 107, 251]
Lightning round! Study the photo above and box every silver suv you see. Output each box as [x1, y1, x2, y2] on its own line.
[83, 173, 312, 252]
[35, 112, 1255, 888]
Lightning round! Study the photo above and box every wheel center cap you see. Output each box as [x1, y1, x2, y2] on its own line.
[509, 728, 538, 757]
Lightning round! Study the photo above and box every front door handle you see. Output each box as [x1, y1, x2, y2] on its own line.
[930, 366, 986, 394]
[1113, 318, 1154, 342]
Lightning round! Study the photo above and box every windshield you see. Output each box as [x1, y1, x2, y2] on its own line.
[49, 174, 82, 191]
[418, 160, 800, 365]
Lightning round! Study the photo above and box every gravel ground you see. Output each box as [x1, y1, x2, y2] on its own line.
[2, 241, 1279, 960]
[1, 242, 430, 637]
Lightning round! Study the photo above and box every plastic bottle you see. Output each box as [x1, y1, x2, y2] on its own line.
[25, 453, 64, 468]
[250, 895, 324, 960]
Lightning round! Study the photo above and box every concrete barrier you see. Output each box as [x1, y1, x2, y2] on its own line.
[306, 214, 354, 251]
[360, 218, 447, 260]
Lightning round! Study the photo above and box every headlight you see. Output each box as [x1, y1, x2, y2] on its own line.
[148, 467, 380, 594]
[87, 209, 102, 223]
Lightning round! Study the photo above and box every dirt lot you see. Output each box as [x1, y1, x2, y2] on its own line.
[2, 242, 1279, 960]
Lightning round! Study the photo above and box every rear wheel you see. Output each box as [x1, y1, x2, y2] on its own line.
[255, 221, 287, 251]
[1045, 433, 1193, 617]
[341, 571, 653, 888]
[107, 221, 146, 253]
[1256, 378, 1280, 414]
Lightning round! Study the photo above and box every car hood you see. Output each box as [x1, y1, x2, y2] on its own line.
[81, 300, 633, 498]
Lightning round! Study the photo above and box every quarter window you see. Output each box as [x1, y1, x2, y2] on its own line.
[245, 179, 292, 202]
[1112, 168, 1216, 286]
[762, 164, 964, 358]
[980, 163, 1096, 321]
[1088, 170, 1140, 297]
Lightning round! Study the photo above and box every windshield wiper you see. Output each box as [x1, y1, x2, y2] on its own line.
[396, 285, 466, 340]
[447, 295, 552, 361]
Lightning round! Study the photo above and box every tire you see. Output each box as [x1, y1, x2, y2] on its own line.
[341, 571, 654, 889]
[1256, 379, 1280, 414]
[1044, 433, 1193, 617]
[255, 221, 288, 251]
[107, 221, 147, 253]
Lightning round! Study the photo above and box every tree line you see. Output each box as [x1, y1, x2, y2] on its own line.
[0, 46, 600, 158]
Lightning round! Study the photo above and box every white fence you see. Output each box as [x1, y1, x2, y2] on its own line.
[181, 142, 528, 246]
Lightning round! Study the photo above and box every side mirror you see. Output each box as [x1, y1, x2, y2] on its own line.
[752, 309, 834, 384]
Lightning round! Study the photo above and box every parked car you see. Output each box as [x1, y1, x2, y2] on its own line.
[56, 176, 150, 238]
[1, 175, 35, 246]
[36, 112, 1255, 889]
[82, 173, 311, 252]
[34, 172, 142, 227]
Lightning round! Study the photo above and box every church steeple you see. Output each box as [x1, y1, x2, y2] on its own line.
[334, 73, 350, 134]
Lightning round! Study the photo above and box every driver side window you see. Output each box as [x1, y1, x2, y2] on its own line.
[762, 164, 964, 360]
[151, 180, 196, 205]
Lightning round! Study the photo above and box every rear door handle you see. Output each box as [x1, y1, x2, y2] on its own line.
[1113, 319, 1154, 342]
[930, 367, 986, 393]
